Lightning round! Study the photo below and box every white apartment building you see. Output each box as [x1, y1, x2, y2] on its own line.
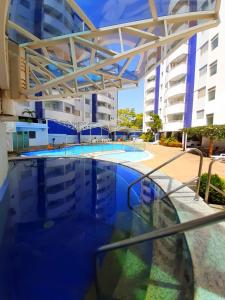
[13, 91, 118, 128]
[144, 0, 225, 135]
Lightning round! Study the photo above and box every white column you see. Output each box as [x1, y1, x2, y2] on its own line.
[0, 122, 8, 189]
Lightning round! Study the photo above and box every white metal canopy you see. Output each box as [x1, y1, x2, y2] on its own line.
[4, 0, 221, 100]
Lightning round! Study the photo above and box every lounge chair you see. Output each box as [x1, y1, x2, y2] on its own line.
[212, 153, 225, 161]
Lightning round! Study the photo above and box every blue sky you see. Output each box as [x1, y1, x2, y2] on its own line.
[118, 79, 144, 114]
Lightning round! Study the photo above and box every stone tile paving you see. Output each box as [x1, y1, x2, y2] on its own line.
[141, 145, 225, 182]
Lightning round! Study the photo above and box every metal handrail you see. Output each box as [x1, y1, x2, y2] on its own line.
[96, 210, 225, 254]
[159, 176, 198, 201]
[205, 158, 225, 203]
[128, 148, 203, 209]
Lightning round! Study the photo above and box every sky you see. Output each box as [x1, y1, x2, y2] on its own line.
[118, 79, 144, 114]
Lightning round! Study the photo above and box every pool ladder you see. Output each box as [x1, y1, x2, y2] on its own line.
[95, 148, 225, 295]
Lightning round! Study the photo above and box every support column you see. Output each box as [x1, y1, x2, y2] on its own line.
[0, 0, 9, 90]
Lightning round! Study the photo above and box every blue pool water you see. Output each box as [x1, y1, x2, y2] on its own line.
[0, 158, 194, 300]
[23, 143, 150, 162]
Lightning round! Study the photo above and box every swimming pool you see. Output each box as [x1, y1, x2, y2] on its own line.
[0, 158, 194, 300]
[22, 143, 151, 162]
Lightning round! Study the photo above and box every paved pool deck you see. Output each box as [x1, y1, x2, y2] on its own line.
[141, 144, 225, 182]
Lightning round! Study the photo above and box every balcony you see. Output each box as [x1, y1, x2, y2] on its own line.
[98, 94, 114, 104]
[167, 63, 187, 82]
[147, 56, 157, 68]
[97, 106, 111, 115]
[146, 79, 155, 89]
[44, 0, 74, 24]
[145, 103, 155, 112]
[166, 83, 186, 100]
[43, 14, 70, 36]
[165, 103, 185, 115]
[163, 120, 184, 132]
[145, 91, 155, 101]
[167, 44, 188, 65]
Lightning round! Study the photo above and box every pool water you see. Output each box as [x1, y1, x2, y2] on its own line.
[23, 143, 151, 162]
[0, 158, 194, 300]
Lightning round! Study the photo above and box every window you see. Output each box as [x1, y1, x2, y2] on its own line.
[198, 87, 206, 98]
[210, 61, 217, 76]
[74, 110, 80, 116]
[200, 42, 208, 55]
[211, 34, 218, 50]
[20, 0, 30, 9]
[196, 110, 204, 119]
[206, 113, 214, 125]
[85, 98, 90, 105]
[199, 65, 207, 77]
[208, 87, 216, 101]
[65, 106, 71, 113]
[201, 0, 209, 10]
[29, 131, 36, 139]
[85, 112, 90, 118]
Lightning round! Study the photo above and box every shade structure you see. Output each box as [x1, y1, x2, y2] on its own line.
[5, 0, 221, 99]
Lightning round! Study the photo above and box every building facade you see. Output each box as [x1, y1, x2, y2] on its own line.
[5, 0, 118, 149]
[143, 0, 225, 135]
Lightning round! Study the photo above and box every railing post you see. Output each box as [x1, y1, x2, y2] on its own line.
[195, 150, 204, 200]
[205, 160, 215, 204]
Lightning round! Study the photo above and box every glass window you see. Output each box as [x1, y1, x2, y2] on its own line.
[65, 106, 71, 113]
[199, 65, 207, 77]
[206, 113, 214, 125]
[29, 131, 36, 139]
[196, 110, 204, 119]
[208, 87, 216, 101]
[200, 42, 208, 55]
[211, 34, 218, 50]
[198, 87, 206, 98]
[20, 0, 30, 9]
[85, 98, 90, 105]
[74, 110, 80, 116]
[210, 61, 217, 76]
[201, 0, 209, 10]
[85, 112, 90, 118]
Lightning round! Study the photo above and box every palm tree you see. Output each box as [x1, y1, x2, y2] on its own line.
[22, 109, 35, 118]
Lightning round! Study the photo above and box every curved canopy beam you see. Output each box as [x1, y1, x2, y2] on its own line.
[5, 0, 221, 99]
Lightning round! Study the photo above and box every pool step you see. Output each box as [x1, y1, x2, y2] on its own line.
[94, 213, 153, 300]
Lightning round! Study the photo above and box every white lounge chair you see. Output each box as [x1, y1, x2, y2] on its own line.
[212, 153, 225, 161]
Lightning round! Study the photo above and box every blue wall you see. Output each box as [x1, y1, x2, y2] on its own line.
[184, 34, 197, 128]
[35, 101, 43, 119]
[154, 65, 160, 114]
[184, 0, 197, 128]
[81, 127, 109, 136]
[92, 94, 97, 122]
[48, 120, 77, 135]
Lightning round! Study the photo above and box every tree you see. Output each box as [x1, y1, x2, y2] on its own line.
[132, 113, 143, 130]
[22, 109, 35, 118]
[183, 125, 225, 156]
[147, 112, 162, 134]
[118, 108, 143, 129]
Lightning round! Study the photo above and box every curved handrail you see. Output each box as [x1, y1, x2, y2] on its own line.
[96, 210, 225, 254]
[127, 148, 203, 210]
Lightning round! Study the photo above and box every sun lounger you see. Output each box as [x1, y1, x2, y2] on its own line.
[212, 153, 225, 161]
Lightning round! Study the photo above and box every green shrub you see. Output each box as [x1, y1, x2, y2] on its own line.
[140, 131, 154, 142]
[200, 173, 225, 205]
[159, 137, 182, 148]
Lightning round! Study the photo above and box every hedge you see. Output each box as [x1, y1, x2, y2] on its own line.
[200, 173, 225, 205]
